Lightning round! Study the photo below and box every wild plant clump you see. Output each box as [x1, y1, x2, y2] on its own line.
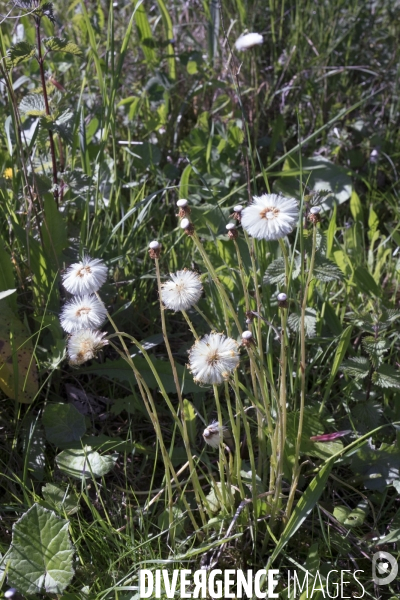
[1, 0, 400, 597]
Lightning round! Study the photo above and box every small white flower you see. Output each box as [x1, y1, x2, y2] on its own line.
[235, 32, 263, 51]
[177, 199, 188, 208]
[203, 422, 225, 448]
[68, 329, 108, 366]
[310, 206, 321, 215]
[241, 193, 299, 241]
[161, 270, 202, 311]
[62, 256, 107, 295]
[60, 295, 107, 333]
[277, 292, 287, 302]
[188, 332, 240, 385]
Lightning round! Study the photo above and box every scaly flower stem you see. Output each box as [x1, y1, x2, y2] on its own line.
[285, 223, 318, 522]
[35, 16, 58, 206]
[155, 258, 208, 523]
[181, 310, 199, 340]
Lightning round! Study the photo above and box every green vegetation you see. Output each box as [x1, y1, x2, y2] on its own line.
[1, 0, 400, 598]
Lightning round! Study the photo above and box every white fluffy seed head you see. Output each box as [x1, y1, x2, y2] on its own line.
[60, 295, 107, 333]
[188, 332, 240, 385]
[310, 206, 321, 215]
[241, 193, 299, 241]
[235, 32, 264, 51]
[68, 329, 108, 366]
[160, 270, 203, 311]
[180, 218, 191, 229]
[62, 256, 107, 295]
[242, 330, 253, 340]
[177, 199, 188, 208]
[149, 240, 160, 249]
[277, 292, 287, 302]
[203, 422, 225, 448]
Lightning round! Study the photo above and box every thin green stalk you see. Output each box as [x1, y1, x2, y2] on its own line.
[191, 232, 242, 334]
[285, 222, 318, 521]
[182, 309, 199, 340]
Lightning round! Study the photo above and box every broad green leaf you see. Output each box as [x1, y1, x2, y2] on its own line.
[373, 364, 400, 389]
[182, 399, 197, 445]
[350, 190, 363, 221]
[349, 443, 400, 491]
[0, 301, 38, 404]
[285, 408, 343, 460]
[7, 504, 74, 594]
[264, 256, 301, 286]
[333, 505, 351, 524]
[56, 446, 118, 479]
[133, 0, 157, 65]
[43, 37, 82, 55]
[341, 356, 370, 380]
[313, 256, 343, 282]
[6, 41, 36, 67]
[288, 308, 317, 338]
[344, 501, 368, 527]
[275, 156, 352, 209]
[353, 266, 381, 296]
[42, 483, 79, 516]
[42, 404, 86, 446]
[19, 93, 46, 117]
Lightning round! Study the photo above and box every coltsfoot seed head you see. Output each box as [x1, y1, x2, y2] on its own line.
[68, 329, 108, 366]
[277, 292, 288, 308]
[241, 193, 299, 241]
[235, 32, 264, 51]
[177, 198, 190, 217]
[160, 269, 203, 311]
[308, 206, 321, 224]
[231, 204, 243, 222]
[188, 332, 240, 385]
[62, 256, 107, 295]
[241, 330, 254, 347]
[226, 223, 238, 239]
[60, 295, 107, 333]
[203, 422, 225, 448]
[148, 240, 161, 259]
[180, 218, 195, 235]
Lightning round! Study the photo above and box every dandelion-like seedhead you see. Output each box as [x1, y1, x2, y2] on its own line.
[241, 193, 299, 241]
[68, 329, 108, 366]
[62, 256, 108, 295]
[161, 270, 203, 312]
[203, 422, 226, 448]
[60, 295, 107, 333]
[235, 32, 264, 51]
[188, 332, 240, 385]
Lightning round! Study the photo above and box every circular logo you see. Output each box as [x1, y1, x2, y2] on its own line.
[372, 551, 398, 585]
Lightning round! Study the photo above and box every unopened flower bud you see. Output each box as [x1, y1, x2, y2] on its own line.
[241, 330, 254, 347]
[177, 198, 190, 218]
[245, 310, 256, 324]
[277, 292, 288, 308]
[308, 205, 321, 224]
[180, 218, 195, 235]
[226, 223, 238, 240]
[148, 240, 161, 259]
[231, 204, 243, 222]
